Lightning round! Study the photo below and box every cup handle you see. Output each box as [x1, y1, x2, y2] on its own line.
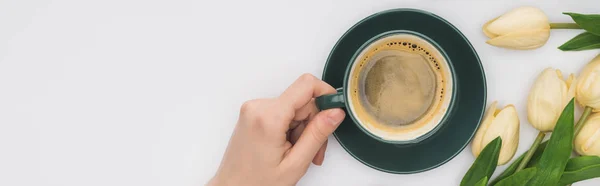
[315, 88, 345, 110]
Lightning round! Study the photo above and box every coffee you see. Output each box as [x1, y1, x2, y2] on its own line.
[347, 34, 453, 141]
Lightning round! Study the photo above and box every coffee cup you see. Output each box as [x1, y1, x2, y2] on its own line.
[316, 30, 456, 144]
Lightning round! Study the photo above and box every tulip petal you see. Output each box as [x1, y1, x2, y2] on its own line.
[577, 54, 600, 111]
[583, 130, 600, 155]
[527, 68, 569, 132]
[566, 73, 577, 107]
[483, 17, 500, 38]
[481, 105, 520, 165]
[575, 113, 600, 156]
[486, 29, 550, 50]
[486, 6, 550, 36]
[472, 101, 498, 157]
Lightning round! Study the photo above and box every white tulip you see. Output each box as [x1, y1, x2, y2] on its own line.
[528, 68, 577, 132]
[574, 113, 600, 156]
[576, 54, 600, 111]
[483, 6, 550, 50]
[472, 101, 520, 165]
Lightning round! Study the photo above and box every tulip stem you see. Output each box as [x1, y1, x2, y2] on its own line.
[574, 106, 593, 139]
[550, 23, 581, 29]
[515, 131, 546, 172]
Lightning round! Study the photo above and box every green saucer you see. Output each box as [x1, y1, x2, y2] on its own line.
[322, 9, 486, 174]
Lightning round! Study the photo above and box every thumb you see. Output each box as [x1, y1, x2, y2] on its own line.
[284, 108, 345, 167]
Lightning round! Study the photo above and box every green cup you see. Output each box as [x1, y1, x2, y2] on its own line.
[316, 30, 456, 145]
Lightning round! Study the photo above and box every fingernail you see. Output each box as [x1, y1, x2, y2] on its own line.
[316, 159, 324, 166]
[326, 109, 345, 126]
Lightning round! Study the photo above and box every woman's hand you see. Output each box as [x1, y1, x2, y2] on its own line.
[209, 74, 346, 186]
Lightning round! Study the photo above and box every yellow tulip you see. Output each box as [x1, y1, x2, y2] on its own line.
[576, 54, 600, 111]
[574, 113, 600, 156]
[483, 6, 550, 50]
[472, 101, 520, 165]
[527, 68, 576, 132]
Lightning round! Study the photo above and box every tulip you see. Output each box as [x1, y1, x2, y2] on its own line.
[472, 101, 520, 165]
[573, 54, 600, 138]
[515, 68, 577, 172]
[483, 6, 550, 50]
[527, 68, 576, 132]
[574, 113, 600, 156]
[576, 54, 600, 111]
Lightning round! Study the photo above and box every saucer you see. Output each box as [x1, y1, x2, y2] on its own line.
[322, 9, 486, 174]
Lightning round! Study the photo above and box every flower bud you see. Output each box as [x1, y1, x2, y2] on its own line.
[528, 68, 576, 132]
[472, 101, 520, 165]
[576, 54, 600, 111]
[483, 6, 550, 50]
[574, 113, 600, 156]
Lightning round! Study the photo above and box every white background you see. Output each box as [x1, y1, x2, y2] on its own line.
[1, 0, 599, 185]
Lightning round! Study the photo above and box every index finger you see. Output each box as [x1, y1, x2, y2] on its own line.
[279, 73, 336, 110]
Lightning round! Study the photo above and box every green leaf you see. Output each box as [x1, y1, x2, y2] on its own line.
[558, 156, 600, 185]
[489, 141, 547, 186]
[527, 99, 575, 185]
[564, 12, 600, 36]
[565, 156, 600, 171]
[558, 32, 600, 51]
[461, 137, 502, 186]
[494, 168, 538, 186]
[489, 153, 524, 186]
[475, 177, 488, 186]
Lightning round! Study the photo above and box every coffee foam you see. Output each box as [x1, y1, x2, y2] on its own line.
[347, 34, 453, 141]
[362, 51, 436, 126]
